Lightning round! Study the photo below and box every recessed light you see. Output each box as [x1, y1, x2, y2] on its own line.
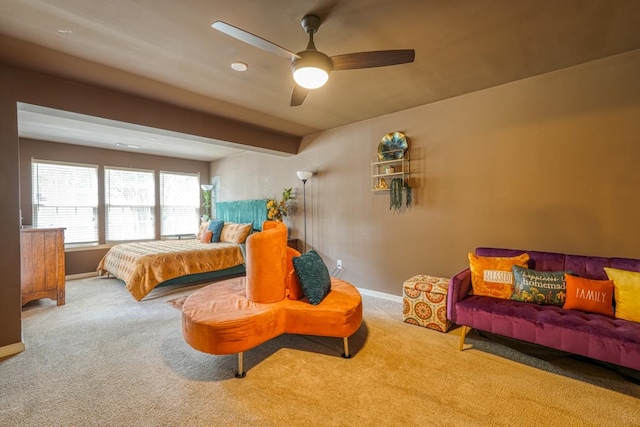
[57, 29, 73, 34]
[231, 61, 248, 72]
[116, 142, 141, 149]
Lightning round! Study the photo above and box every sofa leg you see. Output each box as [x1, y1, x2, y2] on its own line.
[234, 352, 246, 378]
[341, 337, 352, 359]
[459, 325, 468, 351]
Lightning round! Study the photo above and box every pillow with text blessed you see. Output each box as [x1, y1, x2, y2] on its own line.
[468, 252, 530, 299]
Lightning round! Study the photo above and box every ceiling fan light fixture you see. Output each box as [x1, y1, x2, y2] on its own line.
[211, 14, 415, 106]
[293, 66, 328, 89]
[291, 51, 333, 89]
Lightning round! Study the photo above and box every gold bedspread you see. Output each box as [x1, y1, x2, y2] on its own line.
[97, 240, 244, 301]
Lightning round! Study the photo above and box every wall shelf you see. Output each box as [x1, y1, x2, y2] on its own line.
[371, 150, 409, 192]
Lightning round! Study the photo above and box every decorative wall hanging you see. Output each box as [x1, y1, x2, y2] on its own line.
[389, 178, 412, 211]
[371, 131, 412, 212]
[377, 131, 408, 160]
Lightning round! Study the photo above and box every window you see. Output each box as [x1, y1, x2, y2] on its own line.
[105, 167, 155, 241]
[32, 160, 99, 245]
[160, 171, 200, 236]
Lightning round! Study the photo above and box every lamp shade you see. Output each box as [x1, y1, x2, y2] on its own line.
[201, 184, 213, 191]
[293, 67, 328, 89]
[291, 51, 332, 89]
[297, 171, 313, 181]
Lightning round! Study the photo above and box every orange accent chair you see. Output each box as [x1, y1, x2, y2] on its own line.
[181, 221, 363, 377]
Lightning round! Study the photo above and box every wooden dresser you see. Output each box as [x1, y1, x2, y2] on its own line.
[20, 227, 66, 306]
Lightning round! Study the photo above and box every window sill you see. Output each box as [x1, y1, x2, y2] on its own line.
[65, 243, 115, 252]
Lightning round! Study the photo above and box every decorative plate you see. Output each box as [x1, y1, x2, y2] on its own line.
[378, 131, 408, 160]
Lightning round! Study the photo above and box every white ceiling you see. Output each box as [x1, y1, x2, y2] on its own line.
[2, 0, 640, 160]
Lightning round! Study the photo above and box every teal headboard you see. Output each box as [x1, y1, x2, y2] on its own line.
[215, 199, 269, 231]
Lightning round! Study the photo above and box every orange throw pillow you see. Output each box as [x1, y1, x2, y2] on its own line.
[563, 274, 614, 316]
[196, 220, 210, 240]
[199, 230, 213, 243]
[284, 247, 305, 300]
[468, 252, 529, 299]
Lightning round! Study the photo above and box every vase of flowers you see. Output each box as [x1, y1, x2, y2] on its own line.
[267, 188, 293, 221]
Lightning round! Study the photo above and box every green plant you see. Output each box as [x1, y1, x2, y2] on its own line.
[389, 178, 412, 212]
[202, 188, 212, 219]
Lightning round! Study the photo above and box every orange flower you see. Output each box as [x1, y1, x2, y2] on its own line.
[266, 188, 292, 220]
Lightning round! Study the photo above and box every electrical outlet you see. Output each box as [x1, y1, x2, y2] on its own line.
[337, 259, 343, 269]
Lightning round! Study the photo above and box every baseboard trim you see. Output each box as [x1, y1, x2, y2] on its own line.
[66, 272, 99, 280]
[357, 287, 402, 303]
[0, 341, 25, 359]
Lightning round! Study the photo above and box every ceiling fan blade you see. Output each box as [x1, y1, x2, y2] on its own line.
[211, 21, 300, 61]
[291, 85, 309, 106]
[331, 49, 415, 71]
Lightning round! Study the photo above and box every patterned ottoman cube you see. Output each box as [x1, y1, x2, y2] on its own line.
[403, 275, 453, 332]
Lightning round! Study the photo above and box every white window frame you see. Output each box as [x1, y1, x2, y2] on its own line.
[31, 159, 99, 245]
[104, 166, 155, 242]
[160, 171, 200, 237]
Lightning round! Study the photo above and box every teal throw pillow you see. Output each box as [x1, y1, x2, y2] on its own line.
[207, 220, 225, 243]
[511, 265, 570, 306]
[292, 250, 331, 305]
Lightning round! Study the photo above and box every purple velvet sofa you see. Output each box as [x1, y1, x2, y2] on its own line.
[447, 247, 640, 371]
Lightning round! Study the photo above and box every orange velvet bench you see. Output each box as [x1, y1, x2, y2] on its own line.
[182, 221, 363, 377]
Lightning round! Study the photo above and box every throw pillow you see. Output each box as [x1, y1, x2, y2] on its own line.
[563, 274, 614, 316]
[196, 220, 210, 240]
[220, 222, 253, 244]
[292, 250, 331, 305]
[285, 247, 305, 300]
[207, 219, 225, 243]
[511, 265, 570, 306]
[468, 252, 530, 299]
[285, 269, 305, 300]
[604, 267, 640, 323]
[199, 230, 213, 243]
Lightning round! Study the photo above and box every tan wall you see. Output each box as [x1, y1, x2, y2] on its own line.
[65, 247, 110, 277]
[0, 64, 22, 350]
[213, 50, 640, 296]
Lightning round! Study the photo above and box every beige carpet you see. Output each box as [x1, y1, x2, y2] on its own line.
[1, 276, 639, 427]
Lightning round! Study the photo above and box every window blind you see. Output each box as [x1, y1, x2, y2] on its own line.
[105, 167, 155, 241]
[160, 171, 200, 236]
[32, 160, 99, 244]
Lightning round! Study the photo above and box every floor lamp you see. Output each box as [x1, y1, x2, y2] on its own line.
[296, 171, 313, 252]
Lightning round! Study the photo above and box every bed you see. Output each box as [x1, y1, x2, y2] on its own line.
[97, 199, 268, 300]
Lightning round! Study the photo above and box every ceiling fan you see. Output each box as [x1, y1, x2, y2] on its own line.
[211, 15, 415, 106]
